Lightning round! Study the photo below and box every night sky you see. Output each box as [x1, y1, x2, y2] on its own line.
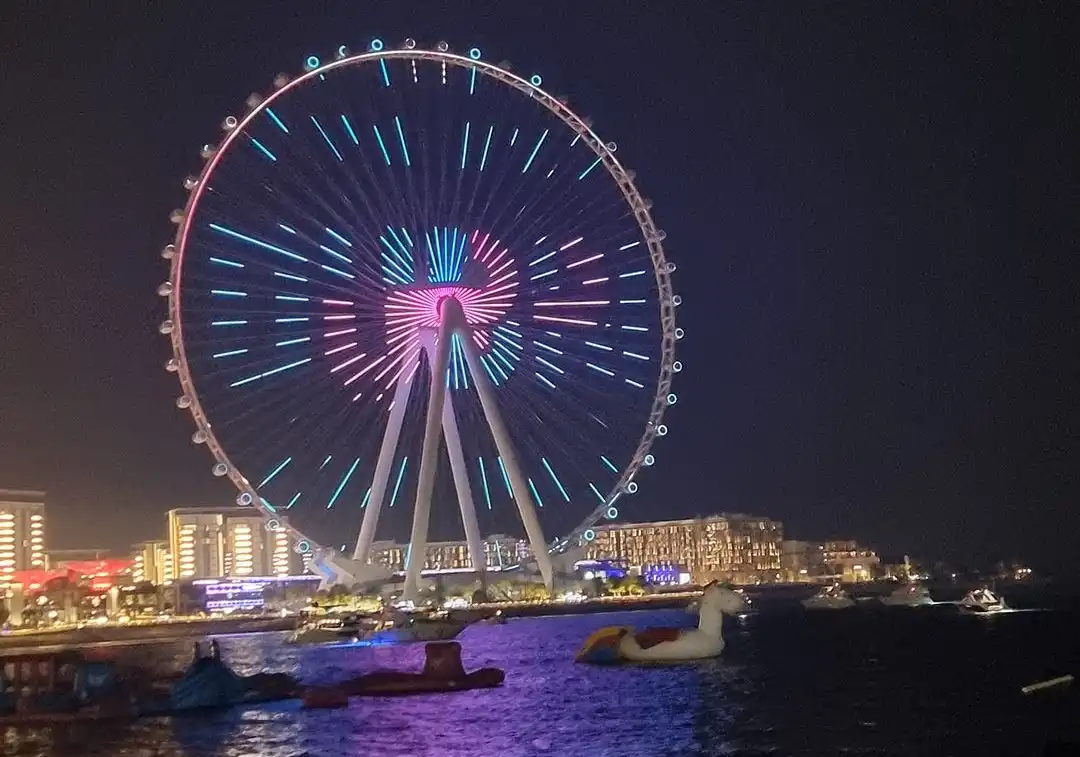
[1, 3, 1076, 572]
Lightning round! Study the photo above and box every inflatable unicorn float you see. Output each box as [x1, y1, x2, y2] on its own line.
[576, 582, 747, 664]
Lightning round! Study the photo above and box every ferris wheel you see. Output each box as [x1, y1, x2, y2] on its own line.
[158, 38, 681, 596]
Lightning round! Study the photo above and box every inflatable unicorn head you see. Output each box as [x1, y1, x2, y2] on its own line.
[697, 582, 748, 638]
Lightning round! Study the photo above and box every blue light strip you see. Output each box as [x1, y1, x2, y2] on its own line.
[320, 264, 355, 279]
[210, 257, 244, 268]
[213, 348, 248, 359]
[578, 157, 602, 180]
[394, 116, 411, 167]
[527, 478, 545, 509]
[478, 458, 492, 510]
[389, 457, 409, 507]
[274, 271, 307, 283]
[320, 455, 333, 470]
[266, 108, 289, 133]
[278, 224, 296, 234]
[460, 121, 471, 170]
[535, 372, 556, 389]
[275, 337, 311, 347]
[319, 244, 352, 265]
[601, 456, 619, 474]
[211, 289, 246, 297]
[586, 363, 615, 376]
[497, 456, 514, 499]
[379, 59, 391, 87]
[589, 483, 605, 503]
[210, 224, 309, 263]
[258, 458, 292, 488]
[212, 320, 247, 326]
[372, 124, 392, 165]
[361, 488, 372, 508]
[425, 231, 442, 283]
[510, 128, 519, 146]
[522, 130, 549, 173]
[230, 358, 311, 387]
[325, 227, 352, 248]
[542, 458, 570, 501]
[480, 125, 494, 171]
[469, 67, 477, 95]
[311, 116, 343, 162]
[286, 492, 302, 509]
[341, 115, 359, 145]
[534, 356, 565, 374]
[327, 457, 361, 509]
[249, 138, 278, 161]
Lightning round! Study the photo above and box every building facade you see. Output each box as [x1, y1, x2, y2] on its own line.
[584, 514, 784, 584]
[0, 489, 47, 588]
[820, 540, 880, 582]
[368, 534, 529, 574]
[223, 515, 294, 577]
[132, 540, 172, 585]
[168, 508, 296, 580]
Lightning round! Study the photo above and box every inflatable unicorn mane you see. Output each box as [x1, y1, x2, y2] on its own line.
[577, 582, 747, 664]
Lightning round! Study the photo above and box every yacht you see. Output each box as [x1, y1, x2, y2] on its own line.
[960, 588, 1007, 614]
[801, 584, 856, 610]
[290, 608, 467, 645]
[290, 609, 385, 644]
[880, 583, 934, 607]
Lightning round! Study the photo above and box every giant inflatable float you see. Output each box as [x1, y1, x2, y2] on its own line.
[576, 582, 747, 664]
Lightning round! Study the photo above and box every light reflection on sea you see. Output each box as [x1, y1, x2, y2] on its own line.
[2, 606, 1079, 756]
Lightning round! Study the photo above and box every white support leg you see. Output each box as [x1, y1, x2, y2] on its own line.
[402, 322, 454, 601]
[352, 357, 417, 562]
[442, 390, 487, 581]
[459, 332, 555, 592]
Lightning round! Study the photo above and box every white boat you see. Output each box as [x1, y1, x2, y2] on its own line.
[289, 610, 384, 644]
[290, 608, 466, 645]
[960, 588, 1007, 614]
[880, 583, 934, 607]
[801, 584, 856, 610]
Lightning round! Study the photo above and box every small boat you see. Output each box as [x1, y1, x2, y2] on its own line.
[801, 584, 856, 610]
[303, 641, 502, 703]
[289, 611, 384, 644]
[290, 609, 466, 645]
[880, 583, 934, 607]
[959, 588, 1007, 614]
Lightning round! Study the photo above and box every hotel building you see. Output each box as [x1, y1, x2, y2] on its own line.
[168, 507, 296, 580]
[584, 514, 784, 584]
[820, 540, 880, 582]
[0, 489, 47, 588]
[369, 534, 529, 573]
[132, 539, 173, 585]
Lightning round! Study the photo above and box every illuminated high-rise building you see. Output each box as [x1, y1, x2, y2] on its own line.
[368, 534, 528, 573]
[168, 508, 229, 580]
[0, 489, 47, 588]
[223, 515, 296, 577]
[167, 507, 297, 580]
[131, 540, 172, 585]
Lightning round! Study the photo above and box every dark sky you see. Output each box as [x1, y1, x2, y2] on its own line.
[1, 2, 1077, 571]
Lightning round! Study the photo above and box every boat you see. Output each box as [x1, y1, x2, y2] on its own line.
[289, 610, 385, 644]
[303, 641, 502, 704]
[290, 608, 466, 645]
[880, 583, 934, 607]
[801, 584, 856, 610]
[959, 588, 1007, 614]
[577, 582, 747, 664]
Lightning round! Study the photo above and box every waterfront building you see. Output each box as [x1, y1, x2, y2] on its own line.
[223, 515, 295, 577]
[781, 540, 825, 582]
[821, 540, 880, 582]
[0, 489, 47, 588]
[585, 514, 783, 584]
[168, 507, 297, 580]
[368, 534, 529, 574]
[131, 540, 172, 584]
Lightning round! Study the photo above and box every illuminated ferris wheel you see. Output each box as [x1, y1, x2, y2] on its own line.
[158, 38, 682, 596]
